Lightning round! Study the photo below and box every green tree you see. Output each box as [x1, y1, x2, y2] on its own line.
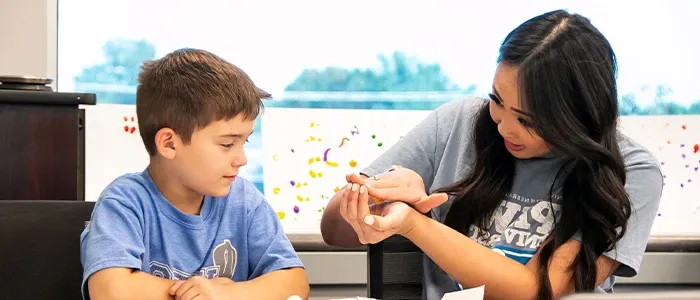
[285, 51, 461, 92]
[688, 102, 700, 114]
[618, 93, 641, 116]
[74, 39, 157, 104]
[619, 84, 700, 116]
[645, 84, 688, 115]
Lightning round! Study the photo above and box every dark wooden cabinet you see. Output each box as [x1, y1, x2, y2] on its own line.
[0, 89, 96, 200]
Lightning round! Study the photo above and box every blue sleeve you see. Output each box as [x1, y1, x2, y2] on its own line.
[80, 197, 144, 298]
[246, 193, 304, 279]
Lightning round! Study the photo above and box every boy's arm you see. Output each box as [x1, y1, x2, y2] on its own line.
[81, 197, 172, 300]
[88, 268, 176, 300]
[240, 185, 309, 299]
[220, 268, 308, 300]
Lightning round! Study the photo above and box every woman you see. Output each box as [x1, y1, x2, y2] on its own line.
[320, 9, 663, 300]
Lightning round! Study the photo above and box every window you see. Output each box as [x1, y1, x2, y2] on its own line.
[59, 0, 700, 234]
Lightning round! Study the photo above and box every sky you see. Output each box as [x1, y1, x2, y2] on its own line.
[57, 0, 700, 106]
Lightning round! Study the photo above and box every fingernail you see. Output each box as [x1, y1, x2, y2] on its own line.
[364, 215, 374, 225]
[351, 184, 358, 192]
[360, 185, 366, 194]
[346, 183, 352, 190]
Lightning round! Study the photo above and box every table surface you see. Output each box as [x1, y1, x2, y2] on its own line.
[288, 233, 700, 252]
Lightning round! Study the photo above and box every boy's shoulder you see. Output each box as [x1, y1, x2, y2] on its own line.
[95, 170, 153, 208]
[96, 170, 270, 219]
[220, 176, 268, 215]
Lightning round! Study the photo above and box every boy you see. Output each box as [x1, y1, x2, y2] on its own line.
[80, 48, 308, 300]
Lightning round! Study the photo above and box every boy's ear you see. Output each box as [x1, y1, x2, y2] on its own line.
[154, 127, 179, 159]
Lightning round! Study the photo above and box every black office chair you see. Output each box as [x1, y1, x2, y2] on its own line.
[0, 200, 95, 299]
[367, 234, 424, 299]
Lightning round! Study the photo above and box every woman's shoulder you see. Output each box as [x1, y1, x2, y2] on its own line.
[617, 133, 664, 207]
[617, 133, 662, 171]
[430, 97, 487, 137]
[434, 97, 486, 119]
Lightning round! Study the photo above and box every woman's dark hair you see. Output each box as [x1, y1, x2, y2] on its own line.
[437, 9, 631, 299]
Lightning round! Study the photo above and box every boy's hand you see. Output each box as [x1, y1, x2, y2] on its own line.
[169, 276, 232, 300]
[211, 277, 234, 285]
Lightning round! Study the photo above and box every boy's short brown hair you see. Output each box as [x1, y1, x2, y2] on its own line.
[136, 48, 270, 156]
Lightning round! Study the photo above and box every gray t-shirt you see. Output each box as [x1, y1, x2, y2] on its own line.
[361, 98, 663, 300]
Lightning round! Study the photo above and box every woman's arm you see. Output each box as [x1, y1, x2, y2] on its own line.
[321, 103, 445, 247]
[402, 211, 618, 300]
[320, 181, 366, 248]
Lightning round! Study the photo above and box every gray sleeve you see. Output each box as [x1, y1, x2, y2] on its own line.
[360, 107, 439, 191]
[604, 156, 663, 277]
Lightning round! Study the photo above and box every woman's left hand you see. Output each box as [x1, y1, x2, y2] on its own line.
[339, 183, 418, 244]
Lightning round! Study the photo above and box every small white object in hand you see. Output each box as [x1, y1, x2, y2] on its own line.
[287, 296, 303, 300]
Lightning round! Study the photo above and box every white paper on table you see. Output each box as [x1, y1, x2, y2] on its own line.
[329, 285, 484, 300]
[441, 285, 485, 300]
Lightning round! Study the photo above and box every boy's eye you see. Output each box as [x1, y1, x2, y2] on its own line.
[221, 144, 233, 148]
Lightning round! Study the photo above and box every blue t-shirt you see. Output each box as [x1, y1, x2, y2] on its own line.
[79, 170, 304, 299]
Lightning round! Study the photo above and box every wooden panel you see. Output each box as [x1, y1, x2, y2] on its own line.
[0, 103, 80, 200]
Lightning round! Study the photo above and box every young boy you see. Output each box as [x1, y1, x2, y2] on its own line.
[80, 48, 308, 300]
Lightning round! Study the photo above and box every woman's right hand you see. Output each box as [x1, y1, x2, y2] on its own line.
[345, 166, 448, 213]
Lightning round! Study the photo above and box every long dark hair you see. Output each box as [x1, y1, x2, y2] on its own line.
[438, 10, 631, 299]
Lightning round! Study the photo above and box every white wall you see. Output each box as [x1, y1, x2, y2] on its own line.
[0, 0, 57, 85]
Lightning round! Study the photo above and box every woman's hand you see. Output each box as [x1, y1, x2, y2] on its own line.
[339, 182, 417, 244]
[346, 166, 448, 213]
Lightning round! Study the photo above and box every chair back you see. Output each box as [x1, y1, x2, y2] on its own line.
[0, 200, 95, 299]
[367, 234, 424, 299]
